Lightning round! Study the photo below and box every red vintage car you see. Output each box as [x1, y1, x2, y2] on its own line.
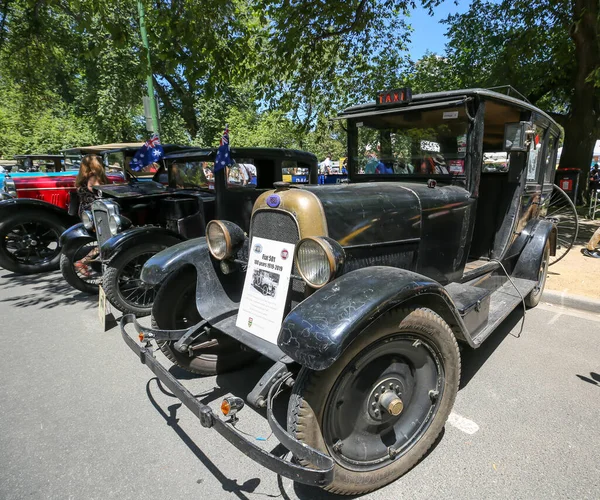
[0, 144, 140, 274]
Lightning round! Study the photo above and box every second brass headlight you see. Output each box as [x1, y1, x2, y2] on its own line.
[295, 236, 345, 288]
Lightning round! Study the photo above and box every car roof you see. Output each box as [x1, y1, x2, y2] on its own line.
[61, 142, 145, 154]
[98, 144, 195, 156]
[13, 154, 64, 160]
[163, 147, 318, 163]
[338, 88, 559, 129]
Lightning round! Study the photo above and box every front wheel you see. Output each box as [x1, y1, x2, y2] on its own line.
[60, 241, 102, 294]
[103, 243, 167, 316]
[287, 308, 460, 495]
[153, 268, 259, 376]
[0, 211, 65, 274]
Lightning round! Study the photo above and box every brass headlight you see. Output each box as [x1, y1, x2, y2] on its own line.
[206, 220, 245, 260]
[295, 236, 345, 288]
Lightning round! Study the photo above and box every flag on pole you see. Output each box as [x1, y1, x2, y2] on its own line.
[214, 125, 231, 172]
[130, 134, 164, 171]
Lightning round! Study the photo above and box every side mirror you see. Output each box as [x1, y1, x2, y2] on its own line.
[503, 121, 533, 152]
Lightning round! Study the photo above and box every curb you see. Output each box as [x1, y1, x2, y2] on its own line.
[542, 289, 600, 314]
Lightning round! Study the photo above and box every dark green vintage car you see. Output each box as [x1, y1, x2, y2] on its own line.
[121, 88, 563, 494]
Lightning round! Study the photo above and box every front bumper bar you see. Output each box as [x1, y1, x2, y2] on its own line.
[120, 314, 335, 487]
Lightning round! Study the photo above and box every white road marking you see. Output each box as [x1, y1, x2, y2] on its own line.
[548, 312, 562, 325]
[448, 412, 480, 435]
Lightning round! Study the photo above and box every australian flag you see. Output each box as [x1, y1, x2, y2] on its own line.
[130, 134, 164, 171]
[214, 125, 231, 172]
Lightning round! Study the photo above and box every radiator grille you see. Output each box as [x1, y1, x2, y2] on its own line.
[251, 210, 299, 244]
[92, 204, 112, 250]
[250, 209, 305, 296]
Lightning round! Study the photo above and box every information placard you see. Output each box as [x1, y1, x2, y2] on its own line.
[236, 237, 296, 344]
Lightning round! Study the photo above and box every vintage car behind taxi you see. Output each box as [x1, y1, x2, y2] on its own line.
[121, 88, 561, 494]
[0, 147, 134, 274]
[60, 147, 317, 316]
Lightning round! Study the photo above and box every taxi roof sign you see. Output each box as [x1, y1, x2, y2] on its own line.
[376, 88, 412, 106]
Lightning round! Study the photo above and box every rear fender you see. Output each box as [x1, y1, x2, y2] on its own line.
[0, 198, 76, 227]
[60, 223, 96, 258]
[278, 266, 469, 371]
[100, 226, 184, 262]
[512, 219, 555, 281]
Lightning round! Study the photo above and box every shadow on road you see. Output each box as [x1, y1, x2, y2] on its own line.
[0, 270, 96, 309]
[576, 371, 600, 387]
[460, 307, 524, 389]
[145, 377, 282, 500]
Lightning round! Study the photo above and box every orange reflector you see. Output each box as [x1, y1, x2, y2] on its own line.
[221, 399, 231, 416]
[138, 333, 144, 342]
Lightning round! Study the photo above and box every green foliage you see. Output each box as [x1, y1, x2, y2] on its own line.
[0, 80, 95, 156]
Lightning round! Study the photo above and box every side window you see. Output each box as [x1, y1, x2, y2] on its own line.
[282, 160, 310, 184]
[227, 158, 257, 188]
[482, 152, 509, 173]
[526, 124, 546, 183]
[543, 133, 558, 184]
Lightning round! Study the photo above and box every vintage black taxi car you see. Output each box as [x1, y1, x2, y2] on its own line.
[61, 147, 317, 316]
[121, 88, 561, 494]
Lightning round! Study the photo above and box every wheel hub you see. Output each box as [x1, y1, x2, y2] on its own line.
[367, 377, 404, 420]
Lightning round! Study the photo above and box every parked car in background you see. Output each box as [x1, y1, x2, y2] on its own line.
[0, 144, 142, 274]
[122, 88, 562, 494]
[0, 154, 76, 192]
[60, 147, 317, 318]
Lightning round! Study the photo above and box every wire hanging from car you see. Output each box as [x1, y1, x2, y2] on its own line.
[491, 259, 526, 338]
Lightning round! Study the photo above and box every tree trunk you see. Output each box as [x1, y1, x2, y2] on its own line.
[558, 0, 600, 204]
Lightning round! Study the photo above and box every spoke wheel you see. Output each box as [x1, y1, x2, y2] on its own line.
[103, 243, 167, 316]
[544, 185, 578, 265]
[288, 308, 460, 495]
[60, 241, 102, 294]
[0, 212, 65, 274]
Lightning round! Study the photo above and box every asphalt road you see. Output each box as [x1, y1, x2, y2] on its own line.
[1, 269, 599, 500]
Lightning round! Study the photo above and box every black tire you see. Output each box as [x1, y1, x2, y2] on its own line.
[59, 241, 102, 294]
[0, 211, 66, 274]
[153, 268, 259, 376]
[525, 242, 550, 308]
[287, 308, 460, 496]
[103, 243, 167, 316]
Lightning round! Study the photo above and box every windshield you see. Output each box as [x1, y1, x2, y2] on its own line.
[170, 160, 215, 189]
[350, 106, 469, 180]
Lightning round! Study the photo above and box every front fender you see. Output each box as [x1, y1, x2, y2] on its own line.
[100, 226, 184, 262]
[0, 198, 76, 226]
[512, 219, 556, 281]
[60, 223, 96, 258]
[141, 237, 205, 285]
[278, 266, 463, 371]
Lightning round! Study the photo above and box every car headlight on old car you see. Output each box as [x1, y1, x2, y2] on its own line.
[295, 236, 345, 288]
[108, 214, 122, 235]
[206, 220, 246, 260]
[81, 210, 94, 230]
[4, 178, 16, 196]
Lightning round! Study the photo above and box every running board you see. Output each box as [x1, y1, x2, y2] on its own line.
[470, 278, 536, 346]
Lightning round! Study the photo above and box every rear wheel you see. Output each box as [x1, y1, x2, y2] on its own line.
[525, 242, 550, 308]
[288, 308, 460, 495]
[0, 211, 65, 274]
[103, 243, 166, 316]
[154, 269, 259, 376]
[544, 185, 578, 266]
[60, 241, 102, 294]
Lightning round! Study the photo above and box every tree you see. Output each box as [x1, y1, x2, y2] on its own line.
[442, 0, 600, 195]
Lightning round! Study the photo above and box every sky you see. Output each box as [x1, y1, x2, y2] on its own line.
[406, 0, 472, 60]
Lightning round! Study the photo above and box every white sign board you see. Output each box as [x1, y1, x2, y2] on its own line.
[236, 237, 296, 344]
